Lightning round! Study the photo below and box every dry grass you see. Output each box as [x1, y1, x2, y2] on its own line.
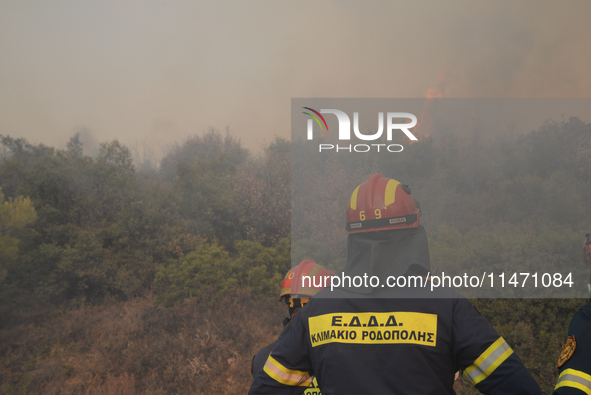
[0, 295, 556, 394]
[0, 293, 284, 395]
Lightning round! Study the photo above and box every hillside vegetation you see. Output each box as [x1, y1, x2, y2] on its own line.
[1, 117, 591, 394]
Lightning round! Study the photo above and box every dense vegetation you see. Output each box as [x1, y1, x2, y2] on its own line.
[1, 117, 590, 394]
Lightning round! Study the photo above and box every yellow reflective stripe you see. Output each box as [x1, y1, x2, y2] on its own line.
[263, 355, 312, 387]
[350, 185, 360, 210]
[555, 369, 591, 395]
[384, 179, 400, 206]
[463, 337, 503, 380]
[463, 337, 513, 386]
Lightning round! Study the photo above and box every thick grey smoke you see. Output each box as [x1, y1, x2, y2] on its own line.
[1, 0, 590, 157]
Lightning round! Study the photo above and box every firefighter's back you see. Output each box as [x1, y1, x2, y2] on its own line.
[304, 289, 457, 394]
[261, 285, 540, 395]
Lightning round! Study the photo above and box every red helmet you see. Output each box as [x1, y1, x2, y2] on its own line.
[584, 233, 591, 266]
[279, 260, 333, 302]
[346, 173, 420, 233]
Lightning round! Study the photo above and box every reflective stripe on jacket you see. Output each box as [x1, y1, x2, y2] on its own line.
[554, 303, 591, 395]
[249, 286, 541, 395]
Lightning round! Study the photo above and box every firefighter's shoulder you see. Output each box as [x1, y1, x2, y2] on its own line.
[554, 302, 591, 395]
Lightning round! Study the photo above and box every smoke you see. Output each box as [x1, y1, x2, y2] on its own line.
[75, 127, 100, 157]
[1, 0, 591, 156]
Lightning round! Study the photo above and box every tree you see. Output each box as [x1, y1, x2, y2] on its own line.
[153, 238, 290, 306]
[0, 189, 36, 291]
[234, 137, 291, 245]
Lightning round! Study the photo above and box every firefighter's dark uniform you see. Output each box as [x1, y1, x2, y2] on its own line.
[554, 302, 591, 394]
[249, 284, 541, 395]
[250, 225, 540, 394]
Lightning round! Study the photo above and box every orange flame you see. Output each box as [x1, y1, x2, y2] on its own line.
[413, 69, 451, 142]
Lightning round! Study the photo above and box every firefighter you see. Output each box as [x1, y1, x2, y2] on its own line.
[251, 260, 333, 395]
[553, 234, 591, 394]
[249, 173, 541, 395]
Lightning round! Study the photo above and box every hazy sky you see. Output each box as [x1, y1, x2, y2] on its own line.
[1, 0, 590, 160]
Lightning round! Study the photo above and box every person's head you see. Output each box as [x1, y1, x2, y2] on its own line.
[346, 173, 420, 234]
[279, 260, 334, 321]
[343, 174, 430, 285]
